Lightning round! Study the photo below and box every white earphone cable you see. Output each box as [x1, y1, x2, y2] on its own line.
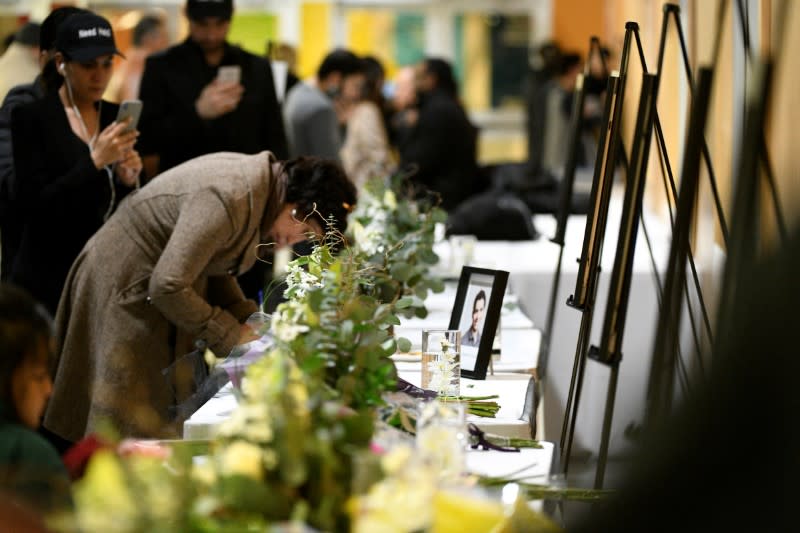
[63, 65, 115, 221]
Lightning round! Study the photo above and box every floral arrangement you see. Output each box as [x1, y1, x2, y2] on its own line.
[350, 176, 447, 327]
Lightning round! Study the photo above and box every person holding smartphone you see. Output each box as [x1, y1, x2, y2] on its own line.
[9, 12, 142, 315]
[138, 0, 287, 177]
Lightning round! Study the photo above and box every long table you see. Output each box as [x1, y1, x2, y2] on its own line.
[184, 363, 538, 441]
[436, 186, 717, 459]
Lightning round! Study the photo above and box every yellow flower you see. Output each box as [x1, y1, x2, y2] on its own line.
[432, 490, 505, 533]
[219, 440, 266, 481]
[380, 445, 412, 475]
[192, 458, 217, 486]
[383, 189, 398, 210]
[73, 450, 136, 531]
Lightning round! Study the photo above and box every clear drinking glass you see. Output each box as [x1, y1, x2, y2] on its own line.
[421, 329, 461, 397]
[416, 400, 467, 483]
[448, 234, 477, 275]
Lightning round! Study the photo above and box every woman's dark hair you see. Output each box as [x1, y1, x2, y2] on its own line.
[132, 15, 163, 47]
[361, 55, 385, 103]
[317, 48, 363, 80]
[283, 157, 357, 234]
[39, 7, 88, 94]
[0, 284, 54, 419]
[424, 57, 459, 99]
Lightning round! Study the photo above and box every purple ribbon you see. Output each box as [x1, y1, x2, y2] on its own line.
[468, 423, 520, 452]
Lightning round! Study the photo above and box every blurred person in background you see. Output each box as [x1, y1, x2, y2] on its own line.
[387, 64, 417, 149]
[340, 55, 394, 190]
[9, 12, 142, 315]
[539, 53, 582, 181]
[266, 41, 300, 104]
[398, 57, 479, 211]
[0, 283, 71, 513]
[283, 48, 364, 160]
[106, 14, 169, 103]
[0, 7, 86, 282]
[138, 0, 287, 177]
[0, 23, 40, 103]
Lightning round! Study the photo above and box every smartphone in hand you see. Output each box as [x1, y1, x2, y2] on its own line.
[217, 65, 242, 85]
[116, 99, 143, 133]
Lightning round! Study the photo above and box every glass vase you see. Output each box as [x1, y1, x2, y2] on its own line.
[421, 329, 461, 397]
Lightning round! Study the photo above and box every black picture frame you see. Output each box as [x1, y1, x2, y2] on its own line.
[448, 266, 509, 379]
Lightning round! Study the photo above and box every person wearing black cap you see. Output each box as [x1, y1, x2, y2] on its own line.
[138, 0, 287, 176]
[0, 7, 86, 282]
[8, 11, 142, 315]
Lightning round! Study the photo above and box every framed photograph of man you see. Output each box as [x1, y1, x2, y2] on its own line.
[448, 266, 509, 379]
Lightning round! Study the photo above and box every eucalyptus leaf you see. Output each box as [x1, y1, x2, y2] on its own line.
[396, 337, 412, 353]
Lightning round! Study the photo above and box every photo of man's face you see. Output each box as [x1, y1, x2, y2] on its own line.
[471, 292, 486, 333]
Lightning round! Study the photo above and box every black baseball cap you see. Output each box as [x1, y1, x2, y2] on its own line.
[41, 7, 87, 51]
[186, 0, 234, 21]
[54, 12, 123, 62]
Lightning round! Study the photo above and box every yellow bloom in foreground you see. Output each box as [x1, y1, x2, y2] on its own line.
[380, 445, 412, 475]
[192, 458, 217, 487]
[432, 490, 505, 533]
[220, 440, 266, 481]
[383, 189, 398, 210]
[72, 450, 137, 531]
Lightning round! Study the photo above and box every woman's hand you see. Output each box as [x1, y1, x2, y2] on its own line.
[115, 149, 142, 187]
[91, 119, 139, 169]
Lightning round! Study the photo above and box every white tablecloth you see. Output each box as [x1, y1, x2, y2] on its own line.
[184, 369, 537, 440]
[436, 187, 716, 458]
[466, 444, 554, 484]
[396, 364, 535, 439]
[394, 283, 540, 375]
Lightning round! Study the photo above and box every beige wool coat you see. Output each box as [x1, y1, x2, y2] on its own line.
[44, 151, 285, 441]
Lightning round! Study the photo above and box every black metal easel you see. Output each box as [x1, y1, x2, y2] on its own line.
[559, 2, 731, 485]
[558, 26, 633, 474]
[540, 37, 608, 381]
[648, 0, 791, 428]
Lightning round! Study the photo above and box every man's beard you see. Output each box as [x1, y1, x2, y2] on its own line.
[195, 38, 225, 55]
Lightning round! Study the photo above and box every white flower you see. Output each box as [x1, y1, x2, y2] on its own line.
[285, 263, 323, 298]
[416, 425, 466, 480]
[270, 303, 310, 342]
[427, 350, 459, 395]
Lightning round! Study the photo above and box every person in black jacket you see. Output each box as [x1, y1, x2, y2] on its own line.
[9, 12, 141, 314]
[0, 6, 86, 281]
[137, 0, 288, 177]
[398, 57, 480, 212]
